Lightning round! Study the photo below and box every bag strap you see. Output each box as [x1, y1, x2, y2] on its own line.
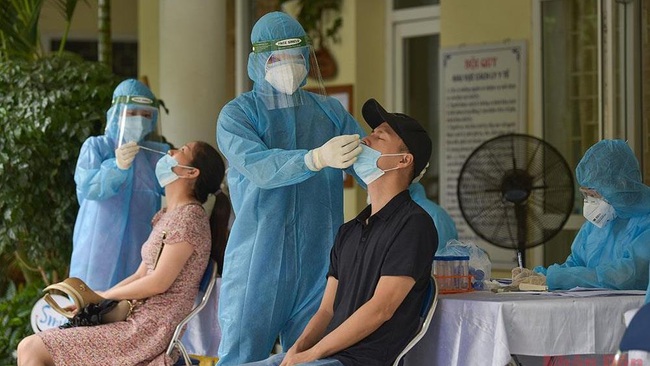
[43, 292, 79, 319]
[152, 203, 201, 270]
[42, 278, 102, 319]
[153, 230, 166, 270]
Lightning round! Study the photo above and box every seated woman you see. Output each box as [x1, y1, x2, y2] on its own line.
[533, 139, 650, 290]
[17, 141, 230, 366]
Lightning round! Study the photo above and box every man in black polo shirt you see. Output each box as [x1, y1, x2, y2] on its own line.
[242, 99, 438, 366]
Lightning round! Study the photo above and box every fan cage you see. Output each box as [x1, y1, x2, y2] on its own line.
[457, 133, 575, 251]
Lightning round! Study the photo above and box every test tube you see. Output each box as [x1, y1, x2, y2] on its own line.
[138, 145, 166, 155]
[433, 256, 445, 291]
[453, 257, 460, 289]
[460, 256, 469, 289]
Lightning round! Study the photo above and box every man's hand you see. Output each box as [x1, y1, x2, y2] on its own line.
[280, 349, 320, 366]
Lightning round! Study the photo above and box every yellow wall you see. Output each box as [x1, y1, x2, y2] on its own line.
[138, 0, 160, 95]
[39, 1, 161, 95]
[39, 0, 138, 50]
[355, 0, 385, 121]
[441, 0, 534, 132]
[441, 0, 531, 47]
[351, 0, 387, 215]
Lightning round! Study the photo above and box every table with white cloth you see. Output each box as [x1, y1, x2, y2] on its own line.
[403, 291, 645, 366]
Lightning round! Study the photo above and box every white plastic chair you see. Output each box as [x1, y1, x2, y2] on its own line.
[392, 275, 439, 366]
[167, 259, 219, 366]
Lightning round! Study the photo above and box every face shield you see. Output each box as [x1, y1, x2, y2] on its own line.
[251, 35, 327, 110]
[108, 95, 162, 149]
[579, 187, 602, 200]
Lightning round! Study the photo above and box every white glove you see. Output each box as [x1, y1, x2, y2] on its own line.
[511, 267, 546, 287]
[305, 134, 362, 171]
[115, 141, 140, 170]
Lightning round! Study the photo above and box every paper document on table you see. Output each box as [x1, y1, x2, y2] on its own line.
[518, 283, 548, 292]
[566, 287, 611, 291]
[495, 291, 559, 295]
[553, 287, 646, 297]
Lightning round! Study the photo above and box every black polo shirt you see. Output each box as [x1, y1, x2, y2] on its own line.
[326, 190, 438, 366]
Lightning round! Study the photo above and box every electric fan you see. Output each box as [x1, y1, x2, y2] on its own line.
[457, 134, 574, 266]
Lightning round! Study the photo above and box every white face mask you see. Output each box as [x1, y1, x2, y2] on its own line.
[583, 196, 617, 228]
[264, 63, 307, 95]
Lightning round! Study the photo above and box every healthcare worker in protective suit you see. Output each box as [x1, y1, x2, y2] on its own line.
[533, 139, 650, 290]
[409, 182, 457, 253]
[216, 11, 364, 365]
[70, 79, 169, 291]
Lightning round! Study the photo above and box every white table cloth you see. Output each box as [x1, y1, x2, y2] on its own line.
[403, 291, 645, 366]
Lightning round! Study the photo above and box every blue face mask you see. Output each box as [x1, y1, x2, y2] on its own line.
[121, 116, 152, 143]
[353, 144, 406, 185]
[155, 154, 193, 187]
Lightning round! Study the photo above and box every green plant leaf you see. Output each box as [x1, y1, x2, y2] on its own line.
[0, 54, 118, 292]
[0, 0, 45, 60]
[0, 280, 44, 364]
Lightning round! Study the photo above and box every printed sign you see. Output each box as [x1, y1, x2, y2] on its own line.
[440, 41, 527, 269]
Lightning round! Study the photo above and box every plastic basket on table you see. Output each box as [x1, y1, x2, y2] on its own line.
[433, 274, 474, 294]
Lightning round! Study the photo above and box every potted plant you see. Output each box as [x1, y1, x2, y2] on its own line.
[280, 0, 343, 79]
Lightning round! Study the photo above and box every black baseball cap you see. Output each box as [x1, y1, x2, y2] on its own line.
[362, 98, 432, 179]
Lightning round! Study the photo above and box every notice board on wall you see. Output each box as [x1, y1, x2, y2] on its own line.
[439, 41, 527, 269]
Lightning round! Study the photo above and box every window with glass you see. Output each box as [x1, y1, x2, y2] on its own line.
[540, 0, 645, 266]
[393, 0, 438, 9]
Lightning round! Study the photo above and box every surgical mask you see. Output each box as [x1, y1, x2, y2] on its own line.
[583, 197, 617, 228]
[121, 116, 151, 143]
[353, 144, 406, 185]
[264, 63, 307, 95]
[155, 154, 193, 187]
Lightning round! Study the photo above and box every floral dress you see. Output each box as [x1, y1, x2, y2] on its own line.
[37, 203, 210, 366]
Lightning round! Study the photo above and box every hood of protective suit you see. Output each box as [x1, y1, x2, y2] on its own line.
[247, 12, 310, 91]
[576, 139, 650, 219]
[105, 79, 158, 140]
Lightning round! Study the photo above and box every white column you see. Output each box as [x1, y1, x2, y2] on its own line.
[158, 0, 227, 149]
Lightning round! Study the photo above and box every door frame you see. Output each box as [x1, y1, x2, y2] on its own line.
[385, 1, 440, 111]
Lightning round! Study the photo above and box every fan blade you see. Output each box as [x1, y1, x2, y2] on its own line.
[456, 134, 575, 250]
